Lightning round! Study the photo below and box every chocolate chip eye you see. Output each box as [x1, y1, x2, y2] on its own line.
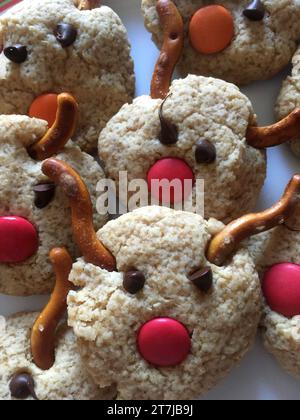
[33, 183, 56, 209]
[243, 0, 265, 21]
[9, 373, 38, 400]
[54, 23, 77, 48]
[4, 45, 27, 63]
[158, 96, 178, 145]
[123, 270, 146, 294]
[195, 139, 216, 164]
[188, 267, 213, 293]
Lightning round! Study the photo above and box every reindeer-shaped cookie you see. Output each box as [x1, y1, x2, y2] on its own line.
[246, 179, 300, 379]
[0, 248, 116, 400]
[142, 0, 300, 85]
[99, 2, 300, 223]
[38, 160, 300, 399]
[0, 94, 106, 296]
[0, 0, 134, 153]
[275, 46, 300, 158]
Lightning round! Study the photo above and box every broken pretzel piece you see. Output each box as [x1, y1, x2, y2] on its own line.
[76, 0, 101, 10]
[31, 247, 73, 370]
[207, 174, 300, 266]
[151, 0, 184, 100]
[42, 158, 116, 271]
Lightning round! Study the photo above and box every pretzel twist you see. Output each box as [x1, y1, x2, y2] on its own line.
[42, 158, 116, 271]
[247, 108, 300, 149]
[151, 0, 184, 99]
[207, 174, 300, 266]
[29, 93, 78, 161]
[31, 248, 73, 370]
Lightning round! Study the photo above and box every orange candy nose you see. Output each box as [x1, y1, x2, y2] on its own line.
[189, 5, 234, 55]
[29, 93, 59, 127]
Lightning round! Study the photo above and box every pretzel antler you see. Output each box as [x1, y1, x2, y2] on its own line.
[31, 247, 73, 370]
[207, 174, 300, 266]
[42, 158, 116, 271]
[76, 0, 101, 10]
[151, 0, 184, 99]
[28, 93, 78, 161]
[247, 108, 300, 148]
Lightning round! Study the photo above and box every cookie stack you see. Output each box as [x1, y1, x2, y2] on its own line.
[1, 0, 300, 400]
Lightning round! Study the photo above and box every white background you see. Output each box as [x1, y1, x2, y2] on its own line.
[1, 0, 300, 400]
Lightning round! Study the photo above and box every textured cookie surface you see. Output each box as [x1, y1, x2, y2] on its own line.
[276, 44, 300, 157]
[0, 313, 115, 400]
[0, 115, 106, 296]
[99, 75, 266, 223]
[0, 0, 135, 152]
[248, 223, 300, 378]
[68, 206, 262, 400]
[142, 0, 300, 85]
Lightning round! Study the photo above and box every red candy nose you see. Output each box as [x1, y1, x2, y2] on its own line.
[263, 263, 300, 318]
[147, 158, 194, 204]
[0, 217, 39, 263]
[137, 317, 191, 367]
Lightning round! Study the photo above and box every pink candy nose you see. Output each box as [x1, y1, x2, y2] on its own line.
[147, 158, 194, 204]
[0, 216, 39, 263]
[137, 317, 191, 367]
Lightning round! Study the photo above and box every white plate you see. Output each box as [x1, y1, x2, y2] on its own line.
[1, 0, 300, 401]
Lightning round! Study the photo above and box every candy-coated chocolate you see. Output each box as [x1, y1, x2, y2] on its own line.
[0, 216, 38, 263]
[137, 317, 191, 367]
[147, 158, 194, 204]
[189, 6, 234, 55]
[262, 263, 300, 318]
[29, 94, 58, 128]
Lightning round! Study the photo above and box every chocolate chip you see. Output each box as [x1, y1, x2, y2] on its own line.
[54, 23, 77, 48]
[195, 139, 216, 164]
[243, 0, 265, 21]
[123, 270, 146, 294]
[189, 267, 213, 293]
[33, 183, 56, 209]
[9, 373, 38, 400]
[4, 45, 28, 63]
[158, 96, 178, 145]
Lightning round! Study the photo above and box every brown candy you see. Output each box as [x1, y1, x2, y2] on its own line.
[9, 373, 38, 400]
[188, 267, 213, 292]
[195, 140, 216, 164]
[4, 44, 27, 63]
[243, 1, 265, 21]
[123, 270, 146, 294]
[33, 183, 56, 209]
[54, 23, 77, 48]
[158, 96, 178, 145]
